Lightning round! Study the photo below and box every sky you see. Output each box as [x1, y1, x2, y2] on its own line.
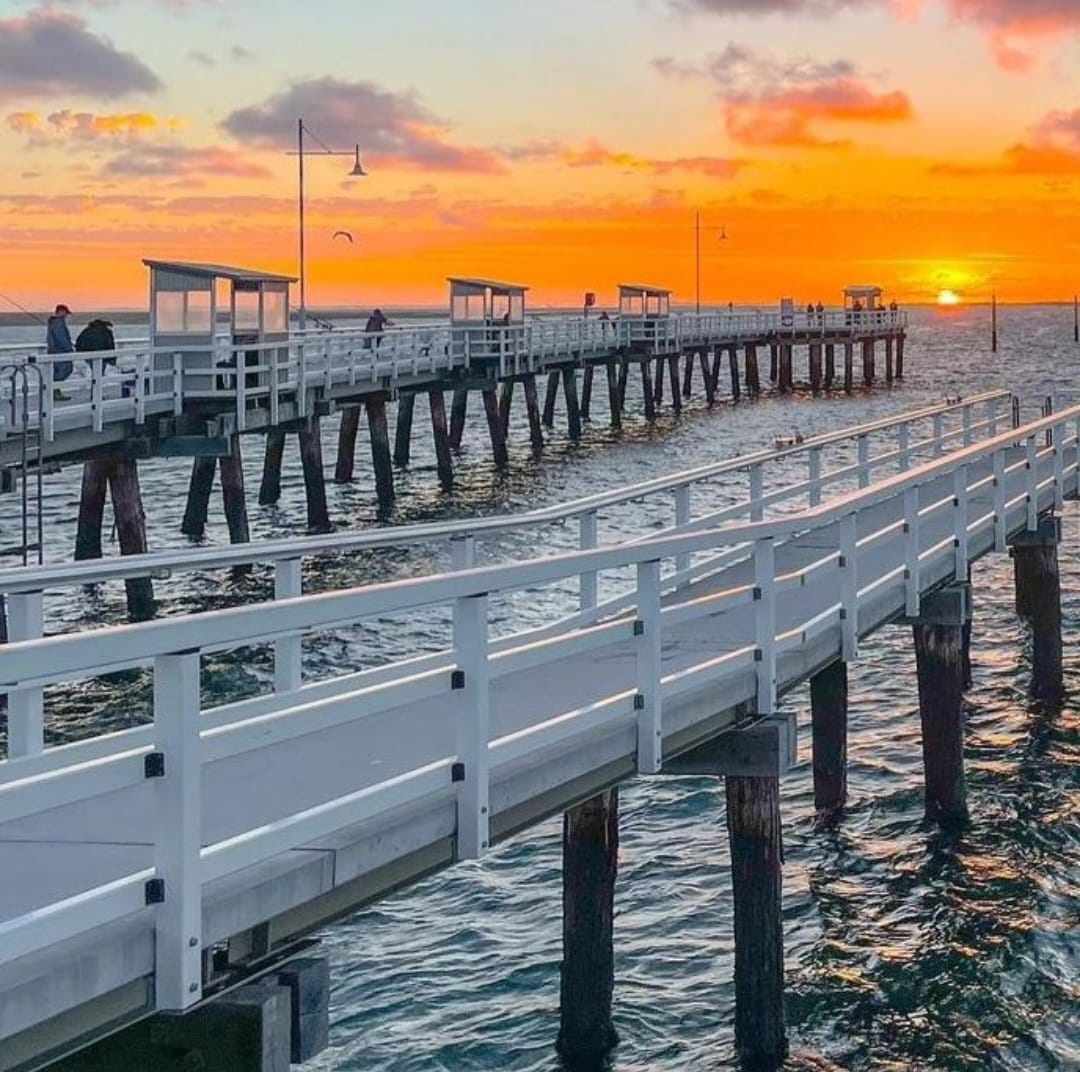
[2, 0, 1080, 310]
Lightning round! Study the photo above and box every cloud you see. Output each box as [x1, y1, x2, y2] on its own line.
[230, 45, 255, 61]
[943, 0, 1080, 71]
[188, 49, 216, 67]
[654, 44, 911, 147]
[559, 139, 746, 176]
[221, 77, 504, 173]
[6, 109, 182, 143]
[933, 105, 1080, 176]
[0, 9, 161, 102]
[101, 143, 270, 179]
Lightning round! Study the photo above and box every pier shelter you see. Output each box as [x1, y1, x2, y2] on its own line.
[448, 277, 529, 377]
[618, 284, 674, 352]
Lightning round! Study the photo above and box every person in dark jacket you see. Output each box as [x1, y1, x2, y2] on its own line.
[76, 318, 125, 396]
[46, 303, 74, 395]
[364, 308, 391, 349]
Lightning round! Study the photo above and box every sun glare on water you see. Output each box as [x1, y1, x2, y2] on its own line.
[937, 290, 961, 305]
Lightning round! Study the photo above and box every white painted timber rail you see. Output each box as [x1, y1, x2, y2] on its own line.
[0, 308, 908, 453]
[0, 393, 1009, 761]
[6, 391, 1061, 1070]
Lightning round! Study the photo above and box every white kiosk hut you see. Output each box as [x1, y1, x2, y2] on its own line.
[448, 277, 529, 377]
[843, 285, 885, 328]
[618, 284, 674, 351]
[144, 260, 295, 416]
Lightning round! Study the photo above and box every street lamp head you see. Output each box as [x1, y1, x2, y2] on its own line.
[349, 145, 368, 177]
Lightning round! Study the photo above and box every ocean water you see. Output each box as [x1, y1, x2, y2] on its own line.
[1, 305, 1078, 1069]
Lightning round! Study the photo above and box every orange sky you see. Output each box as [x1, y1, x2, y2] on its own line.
[3, 0, 1080, 309]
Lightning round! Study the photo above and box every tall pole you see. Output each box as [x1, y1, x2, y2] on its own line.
[695, 210, 701, 316]
[1074, 295, 1078, 343]
[298, 118, 306, 331]
[991, 292, 997, 353]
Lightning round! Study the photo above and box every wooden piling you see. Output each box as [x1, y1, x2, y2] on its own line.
[428, 389, 454, 491]
[810, 660, 847, 819]
[682, 352, 694, 397]
[498, 379, 515, 436]
[605, 361, 622, 430]
[809, 344, 822, 392]
[450, 388, 468, 450]
[298, 419, 331, 533]
[780, 345, 793, 392]
[542, 371, 560, 428]
[393, 393, 415, 467]
[258, 430, 286, 505]
[1012, 518, 1064, 701]
[179, 457, 215, 539]
[726, 775, 787, 1069]
[219, 439, 250, 547]
[366, 393, 395, 514]
[76, 459, 111, 558]
[701, 350, 716, 404]
[912, 588, 968, 825]
[824, 343, 835, 388]
[617, 359, 629, 412]
[334, 407, 360, 483]
[482, 388, 509, 467]
[581, 365, 594, 421]
[556, 789, 619, 1065]
[640, 360, 656, 422]
[884, 338, 894, 383]
[563, 367, 583, 440]
[523, 374, 545, 450]
[653, 356, 665, 405]
[668, 356, 682, 414]
[896, 334, 905, 379]
[843, 342, 854, 393]
[769, 343, 778, 383]
[862, 339, 875, 385]
[745, 343, 760, 395]
[107, 457, 155, 621]
[728, 347, 741, 402]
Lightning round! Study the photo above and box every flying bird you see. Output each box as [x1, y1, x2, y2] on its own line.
[332, 230, 354, 244]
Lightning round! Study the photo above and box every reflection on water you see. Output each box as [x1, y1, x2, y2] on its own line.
[2, 304, 1079, 1069]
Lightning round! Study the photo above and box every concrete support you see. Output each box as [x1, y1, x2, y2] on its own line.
[333, 407, 360, 483]
[366, 393, 395, 514]
[393, 392, 415, 467]
[911, 584, 968, 825]
[563, 367, 583, 440]
[482, 387, 509, 467]
[275, 958, 331, 1064]
[542, 370, 560, 428]
[449, 387, 468, 450]
[668, 356, 682, 414]
[728, 347, 741, 403]
[726, 775, 787, 1069]
[824, 343, 835, 388]
[108, 456, 155, 621]
[428, 389, 454, 491]
[180, 457, 215, 539]
[810, 659, 847, 819]
[298, 419, 331, 533]
[581, 365, 594, 420]
[1012, 517, 1064, 701]
[843, 342, 854, 393]
[640, 360, 656, 422]
[523, 374, 545, 450]
[809, 343, 823, 392]
[701, 350, 716, 404]
[605, 360, 622, 430]
[219, 438, 250, 547]
[557, 789, 619, 1065]
[258, 430, 286, 505]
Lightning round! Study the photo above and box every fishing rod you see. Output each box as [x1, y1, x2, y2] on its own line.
[0, 291, 45, 325]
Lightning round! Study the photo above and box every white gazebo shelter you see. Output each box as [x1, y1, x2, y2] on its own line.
[448, 277, 529, 376]
[617, 284, 674, 351]
[843, 285, 883, 311]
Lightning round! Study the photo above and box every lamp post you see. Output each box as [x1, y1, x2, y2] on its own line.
[287, 117, 367, 330]
[694, 210, 727, 315]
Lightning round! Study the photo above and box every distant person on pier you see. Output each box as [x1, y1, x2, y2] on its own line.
[806, 301, 815, 324]
[815, 301, 824, 324]
[46, 303, 74, 399]
[364, 308, 391, 348]
[76, 318, 125, 397]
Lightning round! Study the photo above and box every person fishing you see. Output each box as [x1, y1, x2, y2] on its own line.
[364, 307, 391, 348]
[46, 304, 75, 400]
[76, 317, 126, 397]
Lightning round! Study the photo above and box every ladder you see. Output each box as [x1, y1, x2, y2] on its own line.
[1, 362, 45, 566]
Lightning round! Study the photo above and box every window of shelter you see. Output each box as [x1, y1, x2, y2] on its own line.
[263, 289, 287, 333]
[234, 287, 260, 332]
[620, 293, 644, 317]
[154, 280, 211, 334]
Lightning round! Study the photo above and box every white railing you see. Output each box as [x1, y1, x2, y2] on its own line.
[0, 392, 1009, 759]
[0, 396, 1072, 1024]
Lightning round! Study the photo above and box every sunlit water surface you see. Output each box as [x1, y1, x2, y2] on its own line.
[1, 305, 1078, 1069]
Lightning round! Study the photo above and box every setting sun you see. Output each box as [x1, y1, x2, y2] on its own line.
[937, 290, 962, 305]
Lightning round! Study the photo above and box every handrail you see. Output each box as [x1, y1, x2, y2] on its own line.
[2, 394, 1064, 686]
[0, 392, 1008, 594]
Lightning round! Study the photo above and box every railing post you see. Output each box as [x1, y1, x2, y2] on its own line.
[273, 558, 303, 693]
[1053, 420, 1065, 509]
[1025, 434, 1038, 530]
[674, 485, 691, 588]
[172, 352, 183, 415]
[749, 463, 764, 522]
[297, 341, 308, 418]
[904, 486, 921, 617]
[453, 592, 490, 859]
[962, 404, 973, 447]
[953, 465, 969, 579]
[153, 650, 203, 1011]
[987, 396, 999, 436]
[856, 435, 870, 488]
[91, 357, 104, 433]
[753, 539, 776, 714]
[897, 422, 910, 471]
[933, 413, 944, 456]
[992, 449, 1007, 552]
[634, 559, 662, 773]
[235, 349, 247, 432]
[579, 510, 598, 611]
[451, 533, 476, 570]
[6, 590, 44, 757]
[808, 447, 822, 507]
[839, 514, 859, 660]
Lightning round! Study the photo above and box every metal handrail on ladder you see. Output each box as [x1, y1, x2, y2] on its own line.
[0, 363, 45, 566]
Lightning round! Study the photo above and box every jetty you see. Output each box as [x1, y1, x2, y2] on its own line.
[0, 387, 1071, 1070]
[1, 265, 907, 594]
